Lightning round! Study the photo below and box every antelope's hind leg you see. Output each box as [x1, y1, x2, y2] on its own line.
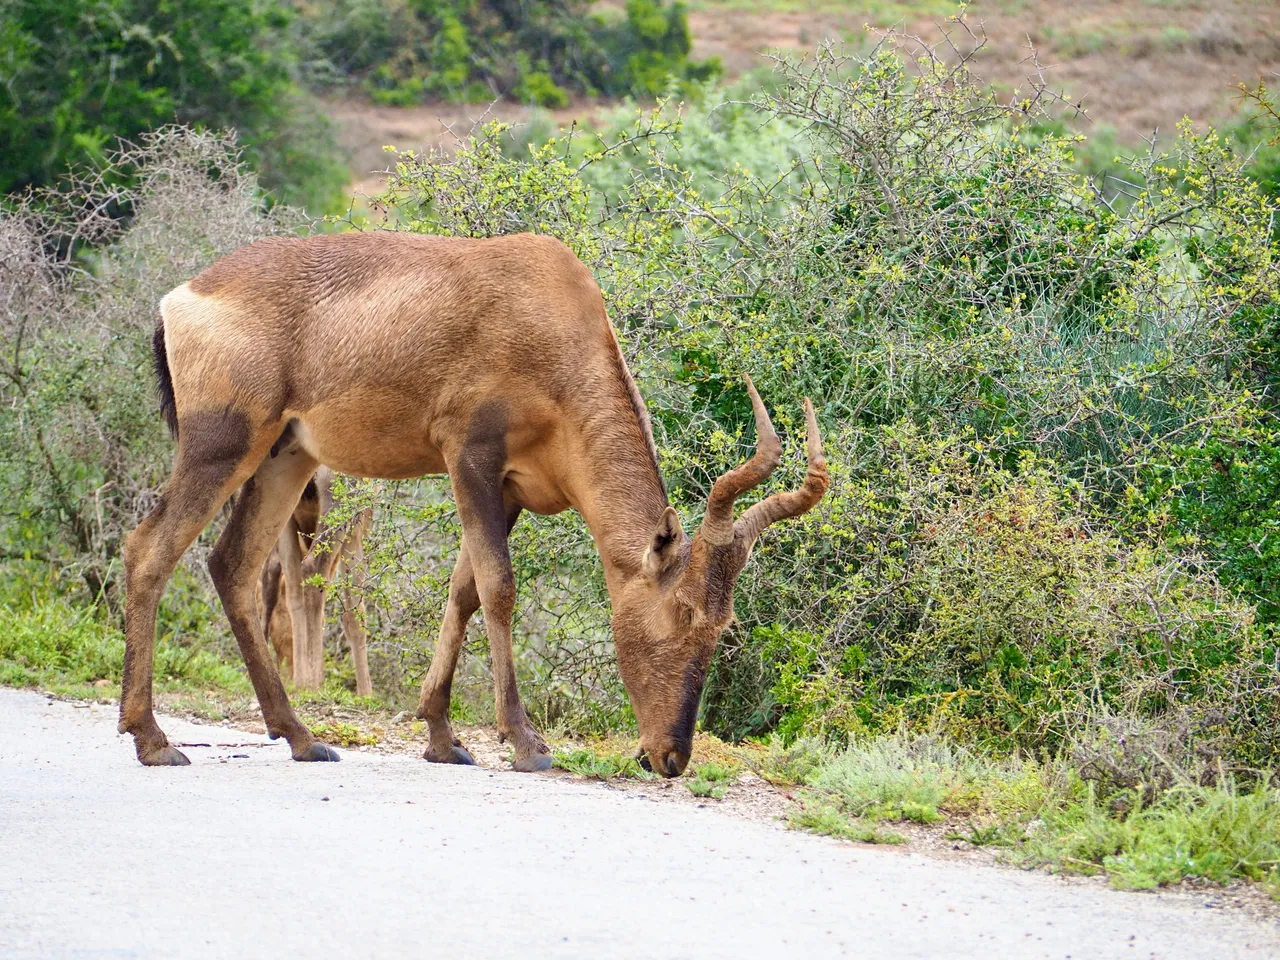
[339, 508, 374, 699]
[120, 412, 264, 766]
[207, 446, 340, 763]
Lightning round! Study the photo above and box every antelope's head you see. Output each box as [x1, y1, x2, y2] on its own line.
[612, 377, 828, 778]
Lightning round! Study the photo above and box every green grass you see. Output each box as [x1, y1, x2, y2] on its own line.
[795, 732, 1280, 899]
[553, 745, 655, 780]
[1024, 784, 1280, 895]
[687, 761, 737, 799]
[0, 593, 249, 700]
[309, 720, 379, 747]
[791, 797, 906, 844]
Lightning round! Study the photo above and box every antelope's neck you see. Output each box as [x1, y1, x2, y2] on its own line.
[569, 417, 669, 601]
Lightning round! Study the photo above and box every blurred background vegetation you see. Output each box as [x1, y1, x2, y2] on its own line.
[3, 0, 1280, 892]
[0, 0, 719, 209]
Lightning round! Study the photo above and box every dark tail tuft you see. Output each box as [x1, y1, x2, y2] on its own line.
[153, 322, 178, 439]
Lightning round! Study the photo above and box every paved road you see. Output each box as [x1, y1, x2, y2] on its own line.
[0, 688, 1275, 959]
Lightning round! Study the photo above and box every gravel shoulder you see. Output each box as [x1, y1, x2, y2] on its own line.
[1, 687, 1277, 959]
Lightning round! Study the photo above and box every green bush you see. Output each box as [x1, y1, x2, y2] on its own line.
[514, 71, 570, 110]
[0, 0, 347, 210]
[758, 428, 1274, 758]
[297, 0, 720, 104]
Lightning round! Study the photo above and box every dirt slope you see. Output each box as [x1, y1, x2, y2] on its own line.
[329, 0, 1280, 187]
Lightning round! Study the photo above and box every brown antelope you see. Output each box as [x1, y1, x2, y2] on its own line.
[258, 466, 374, 696]
[120, 231, 827, 775]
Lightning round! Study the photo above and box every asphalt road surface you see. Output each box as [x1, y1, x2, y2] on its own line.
[1, 687, 1276, 959]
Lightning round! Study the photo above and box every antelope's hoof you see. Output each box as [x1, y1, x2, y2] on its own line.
[425, 744, 476, 765]
[139, 745, 191, 767]
[512, 752, 553, 773]
[293, 742, 341, 762]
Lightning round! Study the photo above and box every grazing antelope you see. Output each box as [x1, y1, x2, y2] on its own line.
[120, 231, 827, 775]
[259, 467, 374, 697]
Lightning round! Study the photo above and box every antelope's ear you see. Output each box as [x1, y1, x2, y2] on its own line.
[642, 506, 685, 579]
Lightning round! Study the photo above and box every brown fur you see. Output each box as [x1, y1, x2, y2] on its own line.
[120, 231, 827, 774]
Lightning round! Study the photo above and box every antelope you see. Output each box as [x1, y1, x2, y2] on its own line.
[258, 467, 374, 697]
[120, 231, 827, 775]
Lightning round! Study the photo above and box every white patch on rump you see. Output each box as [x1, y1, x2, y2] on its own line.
[159, 283, 232, 340]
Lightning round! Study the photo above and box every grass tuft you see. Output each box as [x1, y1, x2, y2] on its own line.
[791, 797, 905, 844]
[756, 735, 833, 786]
[553, 745, 655, 780]
[809, 735, 978, 822]
[308, 720, 379, 747]
[687, 761, 737, 799]
[1024, 783, 1280, 895]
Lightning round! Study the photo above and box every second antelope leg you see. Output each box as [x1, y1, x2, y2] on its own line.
[274, 517, 316, 687]
[339, 508, 374, 698]
[207, 449, 339, 762]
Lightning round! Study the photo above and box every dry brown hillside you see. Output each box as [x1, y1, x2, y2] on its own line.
[330, 0, 1280, 187]
[689, 0, 1280, 140]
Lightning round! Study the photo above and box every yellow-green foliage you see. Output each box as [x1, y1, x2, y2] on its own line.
[553, 745, 655, 779]
[308, 721, 379, 747]
[764, 427, 1270, 756]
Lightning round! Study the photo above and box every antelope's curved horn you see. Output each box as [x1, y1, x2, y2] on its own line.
[734, 397, 828, 544]
[699, 375, 782, 546]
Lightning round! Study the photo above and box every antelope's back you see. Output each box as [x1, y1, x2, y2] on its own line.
[162, 231, 614, 420]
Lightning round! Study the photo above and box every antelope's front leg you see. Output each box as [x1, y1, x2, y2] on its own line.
[449, 439, 549, 772]
[472, 539, 549, 773]
[416, 540, 482, 766]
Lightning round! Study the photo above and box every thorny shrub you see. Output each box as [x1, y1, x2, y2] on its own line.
[0, 128, 301, 635]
